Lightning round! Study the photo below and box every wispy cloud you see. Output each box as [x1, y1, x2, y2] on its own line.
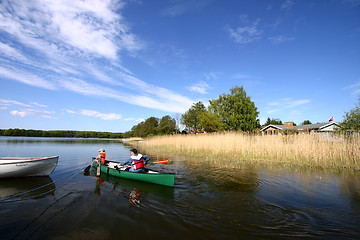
[268, 35, 295, 44]
[63, 109, 76, 114]
[343, 81, 360, 96]
[233, 73, 254, 79]
[281, 0, 294, 12]
[341, 0, 360, 9]
[0, 66, 56, 90]
[162, 0, 212, 17]
[204, 72, 221, 81]
[267, 98, 311, 114]
[80, 109, 121, 121]
[0, 99, 31, 107]
[188, 81, 210, 94]
[0, 42, 28, 62]
[62, 108, 122, 121]
[0, 0, 195, 114]
[225, 16, 262, 44]
[10, 109, 55, 119]
[1, 98, 55, 119]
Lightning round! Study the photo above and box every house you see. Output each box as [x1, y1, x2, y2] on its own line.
[261, 121, 341, 135]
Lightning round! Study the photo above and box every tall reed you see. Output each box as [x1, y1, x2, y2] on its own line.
[139, 132, 360, 170]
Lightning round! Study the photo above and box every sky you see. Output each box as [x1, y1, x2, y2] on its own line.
[0, 0, 359, 133]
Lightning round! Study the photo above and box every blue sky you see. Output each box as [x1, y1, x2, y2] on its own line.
[0, 0, 359, 132]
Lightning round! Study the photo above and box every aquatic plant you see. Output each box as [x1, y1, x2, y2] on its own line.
[137, 132, 360, 171]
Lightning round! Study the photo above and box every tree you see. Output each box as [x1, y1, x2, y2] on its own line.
[341, 98, 360, 131]
[181, 101, 206, 131]
[158, 115, 177, 135]
[264, 117, 283, 125]
[142, 117, 159, 136]
[199, 110, 224, 132]
[209, 86, 260, 131]
[301, 120, 312, 125]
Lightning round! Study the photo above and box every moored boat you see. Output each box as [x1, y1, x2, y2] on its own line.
[92, 160, 175, 187]
[0, 156, 59, 178]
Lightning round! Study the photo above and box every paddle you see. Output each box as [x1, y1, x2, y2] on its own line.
[153, 159, 170, 164]
[84, 157, 99, 174]
[84, 163, 93, 173]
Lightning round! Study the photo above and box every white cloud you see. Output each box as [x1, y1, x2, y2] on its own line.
[10, 109, 55, 119]
[0, 99, 31, 107]
[0, 0, 141, 59]
[30, 102, 48, 108]
[80, 109, 121, 121]
[1, 99, 54, 118]
[267, 98, 311, 114]
[124, 118, 145, 122]
[0, 42, 28, 62]
[63, 109, 76, 114]
[0, 0, 195, 114]
[188, 81, 210, 94]
[0, 66, 56, 90]
[225, 18, 262, 44]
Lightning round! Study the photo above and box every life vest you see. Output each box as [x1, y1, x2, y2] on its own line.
[131, 154, 144, 169]
[100, 152, 106, 164]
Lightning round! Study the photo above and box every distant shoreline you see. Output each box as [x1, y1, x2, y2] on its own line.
[0, 128, 124, 139]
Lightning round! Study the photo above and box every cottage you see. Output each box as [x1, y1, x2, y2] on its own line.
[261, 121, 340, 135]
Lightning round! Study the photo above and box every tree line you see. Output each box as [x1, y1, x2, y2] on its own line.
[0, 129, 124, 138]
[124, 115, 177, 138]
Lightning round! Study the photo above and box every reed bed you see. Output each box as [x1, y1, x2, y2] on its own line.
[139, 132, 360, 170]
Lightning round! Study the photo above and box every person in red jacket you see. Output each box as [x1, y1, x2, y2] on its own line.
[95, 148, 106, 165]
[121, 148, 150, 173]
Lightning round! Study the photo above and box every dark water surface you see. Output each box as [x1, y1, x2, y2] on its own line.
[0, 137, 359, 239]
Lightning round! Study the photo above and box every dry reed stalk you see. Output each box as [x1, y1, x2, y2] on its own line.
[140, 132, 360, 170]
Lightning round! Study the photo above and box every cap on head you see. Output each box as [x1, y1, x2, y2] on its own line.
[98, 149, 105, 152]
[130, 148, 137, 154]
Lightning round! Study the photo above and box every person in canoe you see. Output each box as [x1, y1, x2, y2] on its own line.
[95, 148, 107, 165]
[120, 148, 150, 173]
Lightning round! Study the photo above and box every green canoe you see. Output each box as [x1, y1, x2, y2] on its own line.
[92, 160, 175, 187]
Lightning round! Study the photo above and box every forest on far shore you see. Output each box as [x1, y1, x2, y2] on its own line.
[0, 128, 124, 139]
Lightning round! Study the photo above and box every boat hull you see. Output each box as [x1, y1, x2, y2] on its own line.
[92, 161, 175, 187]
[0, 156, 59, 178]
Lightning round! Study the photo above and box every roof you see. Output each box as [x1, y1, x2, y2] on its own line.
[294, 122, 340, 131]
[261, 122, 340, 132]
[260, 124, 290, 131]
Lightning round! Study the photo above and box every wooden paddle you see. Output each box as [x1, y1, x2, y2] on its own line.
[84, 162, 93, 173]
[153, 159, 170, 164]
[84, 157, 99, 174]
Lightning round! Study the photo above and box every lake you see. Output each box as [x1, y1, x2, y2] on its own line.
[0, 136, 359, 239]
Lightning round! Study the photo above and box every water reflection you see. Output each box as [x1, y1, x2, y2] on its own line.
[0, 177, 55, 201]
[90, 172, 174, 207]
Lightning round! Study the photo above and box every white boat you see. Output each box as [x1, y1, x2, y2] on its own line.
[0, 156, 59, 178]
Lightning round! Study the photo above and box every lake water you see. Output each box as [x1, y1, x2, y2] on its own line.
[0, 136, 359, 239]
